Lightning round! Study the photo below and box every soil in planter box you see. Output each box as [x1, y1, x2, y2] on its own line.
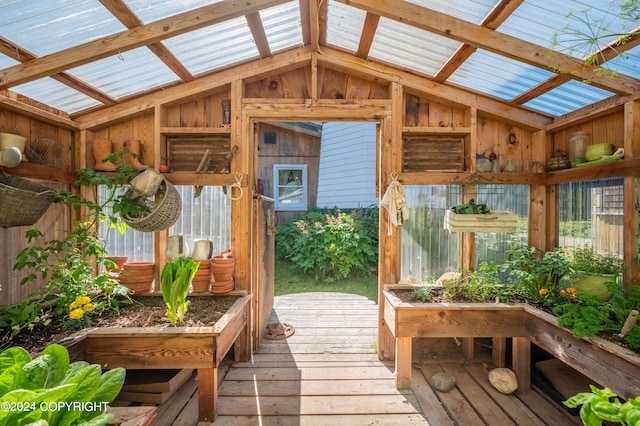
[9, 295, 239, 355]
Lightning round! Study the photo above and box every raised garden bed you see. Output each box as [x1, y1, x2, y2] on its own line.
[383, 284, 640, 401]
[58, 292, 251, 423]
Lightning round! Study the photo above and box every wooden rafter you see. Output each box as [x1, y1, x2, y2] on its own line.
[356, 13, 380, 59]
[509, 74, 572, 106]
[246, 12, 272, 59]
[99, 0, 194, 82]
[335, 0, 640, 95]
[0, 37, 117, 106]
[434, 0, 523, 82]
[299, 0, 311, 46]
[0, 0, 288, 89]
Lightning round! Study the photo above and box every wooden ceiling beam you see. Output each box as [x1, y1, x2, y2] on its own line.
[509, 74, 572, 105]
[74, 47, 314, 129]
[356, 13, 380, 59]
[99, 0, 194, 82]
[246, 12, 272, 59]
[434, 0, 523, 82]
[336, 0, 640, 95]
[299, 0, 311, 46]
[0, 0, 288, 89]
[317, 46, 552, 130]
[0, 37, 117, 106]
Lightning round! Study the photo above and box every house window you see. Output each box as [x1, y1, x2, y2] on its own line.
[274, 164, 308, 211]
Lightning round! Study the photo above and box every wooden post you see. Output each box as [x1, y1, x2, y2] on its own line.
[512, 336, 531, 391]
[395, 336, 412, 389]
[197, 368, 217, 422]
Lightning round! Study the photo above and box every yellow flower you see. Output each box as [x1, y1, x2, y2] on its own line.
[539, 288, 548, 296]
[329, 243, 336, 251]
[69, 301, 78, 309]
[75, 296, 92, 306]
[566, 287, 577, 295]
[559, 289, 567, 297]
[69, 309, 85, 320]
[84, 303, 95, 312]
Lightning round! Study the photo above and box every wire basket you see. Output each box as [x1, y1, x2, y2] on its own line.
[121, 178, 182, 232]
[0, 173, 58, 228]
[27, 139, 64, 168]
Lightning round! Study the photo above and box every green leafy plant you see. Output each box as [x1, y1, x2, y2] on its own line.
[552, 291, 620, 339]
[565, 246, 624, 276]
[564, 385, 640, 426]
[161, 257, 200, 326]
[275, 207, 378, 282]
[9, 151, 144, 344]
[0, 343, 125, 426]
[501, 246, 570, 305]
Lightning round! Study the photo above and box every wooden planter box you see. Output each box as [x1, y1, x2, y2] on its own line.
[383, 285, 640, 400]
[444, 209, 518, 233]
[67, 294, 251, 423]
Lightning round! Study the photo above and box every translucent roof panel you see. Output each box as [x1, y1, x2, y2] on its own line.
[523, 80, 615, 117]
[326, 0, 367, 52]
[369, 17, 461, 76]
[66, 47, 179, 99]
[0, 0, 125, 57]
[163, 16, 259, 75]
[448, 49, 555, 101]
[260, 2, 303, 53]
[498, 0, 638, 72]
[12, 77, 101, 113]
[125, 0, 224, 23]
[404, 0, 499, 25]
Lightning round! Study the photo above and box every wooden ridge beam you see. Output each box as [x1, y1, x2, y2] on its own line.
[336, 0, 640, 95]
[0, 0, 288, 89]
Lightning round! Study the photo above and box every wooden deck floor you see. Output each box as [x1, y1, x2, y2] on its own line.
[142, 292, 581, 426]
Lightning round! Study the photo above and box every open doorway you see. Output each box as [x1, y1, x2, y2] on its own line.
[255, 121, 380, 302]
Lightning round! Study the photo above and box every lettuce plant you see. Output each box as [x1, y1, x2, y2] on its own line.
[0, 343, 125, 426]
[161, 257, 199, 326]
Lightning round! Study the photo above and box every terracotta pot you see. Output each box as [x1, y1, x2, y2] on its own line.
[210, 278, 234, 294]
[105, 256, 128, 272]
[211, 250, 235, 282]
[191, 278, 211, 293]
[119, 273, 155, 282]
[123, 262, 155, 271]
[122, 280, 153, 295]
[119, 267, 155, 277]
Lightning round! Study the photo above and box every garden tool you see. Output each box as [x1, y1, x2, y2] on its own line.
[92, 139, 117, 171]
[124, 139, 147, 171]
[381, 173, 409, 236]
[613, 309, 638, 341]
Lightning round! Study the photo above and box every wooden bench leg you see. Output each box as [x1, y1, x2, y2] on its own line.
[512, 337, 531, 391]
[492, 337, 507, 367]
[197, 367, 218, 422]
[395, 336, 412, 389]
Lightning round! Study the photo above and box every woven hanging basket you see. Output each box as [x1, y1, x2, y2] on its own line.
[0, 173, 57, 228]
[121, 178, 181, 232]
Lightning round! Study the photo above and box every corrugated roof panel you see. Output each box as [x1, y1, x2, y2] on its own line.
[326, 0, 366, 52]
[0, 0, 124, 57]
[260, 2, 303, 53]
[163, 16, 259, 75]
[523, 79, 615, 117]
[499, 0, 636, 61]
[12, 77, 101, 113]
[404, 0, 499, 25]
[66, 47, 179, 99]
[369, 17, 461, 76]
[125, 0, 224, 23]
[447, 49, 555, 101]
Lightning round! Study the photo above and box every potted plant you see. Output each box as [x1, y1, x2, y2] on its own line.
[562, 246, 624, 300]
[7, 151, 148, 346]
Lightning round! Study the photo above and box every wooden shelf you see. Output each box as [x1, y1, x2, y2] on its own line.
[399, 171, 546, 186]
[162, 172, 242, 187]
[545, 157, 640, 185]
[6, 162, 77, 184]
[401, 126, 471, 134]
[160, 127, 231, 135]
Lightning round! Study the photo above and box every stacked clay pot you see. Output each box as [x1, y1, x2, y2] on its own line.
[210, 249, 235, 294]
[191, 261, 212, 293]
[119, 261, 155, 294]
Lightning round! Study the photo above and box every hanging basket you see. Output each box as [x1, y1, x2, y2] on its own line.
[0, 173, 57, 228]
[121, 178, 182, 232]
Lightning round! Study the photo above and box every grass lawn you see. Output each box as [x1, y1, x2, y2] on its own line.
[274, 258, 378, 303]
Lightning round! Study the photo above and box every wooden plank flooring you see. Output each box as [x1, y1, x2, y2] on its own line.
[141, 292, 582, 426]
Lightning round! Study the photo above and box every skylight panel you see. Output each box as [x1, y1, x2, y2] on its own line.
[260, 2, 303, 53]
[0, 0, 124, 57]
[163, 16, 259, 75]
[326, 0, 367, 52]
[448, 50, 555, 101]
[404, 0, 499, 25]
[12, 77, 101, 114]
[523, 80, 614, 116]
[66, 47, 178, 99]
[369, 17, 460, 76]
[126, 0, 224, 23]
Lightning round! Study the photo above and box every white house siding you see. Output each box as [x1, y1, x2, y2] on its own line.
[315, 122, 378, 209]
